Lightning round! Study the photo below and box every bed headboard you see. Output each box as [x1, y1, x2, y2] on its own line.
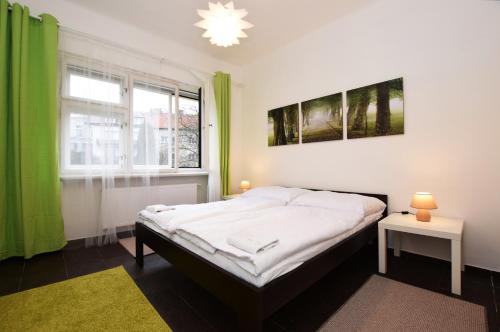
[308, 188, 389, 218]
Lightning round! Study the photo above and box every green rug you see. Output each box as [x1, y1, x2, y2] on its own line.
[0, 266, 171, 332]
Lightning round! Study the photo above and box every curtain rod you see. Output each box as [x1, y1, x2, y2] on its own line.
[60, 50, 187, 88]
[5, 4, 243, 87]
[59, 26, 244, 88]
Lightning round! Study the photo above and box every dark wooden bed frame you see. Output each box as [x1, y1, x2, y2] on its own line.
[135, 190, 388, 332]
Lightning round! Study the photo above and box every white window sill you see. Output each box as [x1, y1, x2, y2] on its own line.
[60, 170, 208, 181]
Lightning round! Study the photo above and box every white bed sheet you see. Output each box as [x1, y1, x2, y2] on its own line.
[139, 196, 286, 233]
[176, 206, 365, 275]
[138, 211, 382, 287]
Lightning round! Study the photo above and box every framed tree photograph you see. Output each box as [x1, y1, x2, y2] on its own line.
[301, 93, 343, 143]
[347, 78, 404, 139]
[268, 103, 299, 146]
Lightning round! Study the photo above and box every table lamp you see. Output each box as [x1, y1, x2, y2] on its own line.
[410, 192, 437, 222]
[240, 180, 251, 193]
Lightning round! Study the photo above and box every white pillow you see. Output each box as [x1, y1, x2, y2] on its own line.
[242, 186, 310, 203]
[289, 190, 386, 216]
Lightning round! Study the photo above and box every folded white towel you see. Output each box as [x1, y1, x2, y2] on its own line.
[145, 204, 175, 213]
[227, 231, 279, 255]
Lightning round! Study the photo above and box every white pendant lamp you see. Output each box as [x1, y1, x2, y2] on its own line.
[195, 1, 253, 47]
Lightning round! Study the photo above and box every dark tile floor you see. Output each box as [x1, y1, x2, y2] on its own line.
[1, 241, 498, 332]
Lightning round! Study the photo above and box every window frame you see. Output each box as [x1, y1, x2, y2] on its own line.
[59, 55, 203, 176]
[177, 89, 203, 169]
[128, 75, 179, 173]
[61, 58, 129, 108]
[60, 99, 128, 172]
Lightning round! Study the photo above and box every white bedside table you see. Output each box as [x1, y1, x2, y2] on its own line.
[378, 213, 464, 295]
[222, 194, 241, 200]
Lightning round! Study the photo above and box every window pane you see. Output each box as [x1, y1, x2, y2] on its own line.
[133, 82, 173, 168]
[178, 96, 200, 168]
[68, 112, 123, 168]
[68, 66, 122, 104]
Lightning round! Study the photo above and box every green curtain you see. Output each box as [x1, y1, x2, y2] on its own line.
[0, 0, 66, 260]
[213, 71, 231, 196]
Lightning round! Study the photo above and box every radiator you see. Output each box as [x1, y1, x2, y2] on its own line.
[101, 184, 198, 228]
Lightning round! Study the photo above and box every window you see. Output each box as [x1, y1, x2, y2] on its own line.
[60, 58, 202, 174]
[68, 111, 124, 167]
[62, 99, 126, 170]
[178, 91, 201, 168]
[66, 65, 124, 105]
[132, 81, 174, 169]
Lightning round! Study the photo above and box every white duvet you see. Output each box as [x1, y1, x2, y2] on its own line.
[176, 205, 366, 276]
[138, 196, 286, 233]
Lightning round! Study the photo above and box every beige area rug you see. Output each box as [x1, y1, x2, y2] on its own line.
[119, 236, 154, 258]
[319, 275, 487, 332]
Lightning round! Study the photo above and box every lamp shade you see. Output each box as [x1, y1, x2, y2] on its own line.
[239, 180, 250, 190]
[410, 192, 437, 210]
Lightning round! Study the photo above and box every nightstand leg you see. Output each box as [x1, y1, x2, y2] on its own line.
[393, 231, 401, 257]
[378, 227, 387, 274]
[451, 239, 462, 295]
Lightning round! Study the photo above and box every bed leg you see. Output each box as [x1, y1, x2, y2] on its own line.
[136, 230, 144, 268]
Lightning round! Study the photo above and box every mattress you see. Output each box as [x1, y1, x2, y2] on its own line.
[138, 211, 382, 287]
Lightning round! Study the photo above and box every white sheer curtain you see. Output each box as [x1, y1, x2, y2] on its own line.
[59, 52, 169, 246]
[192, 70, 221, 202]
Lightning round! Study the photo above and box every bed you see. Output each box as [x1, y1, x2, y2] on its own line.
[135, 188, 388, 332]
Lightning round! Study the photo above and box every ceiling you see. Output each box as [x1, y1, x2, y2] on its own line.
[64, 0, 376, 65]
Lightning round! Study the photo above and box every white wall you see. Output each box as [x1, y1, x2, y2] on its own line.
[16, 0, 245, 240]
[240, 0, 500, 271]
[17, 0, 243, 83]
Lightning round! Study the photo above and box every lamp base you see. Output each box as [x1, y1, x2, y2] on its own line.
[415, 209, 431, 222]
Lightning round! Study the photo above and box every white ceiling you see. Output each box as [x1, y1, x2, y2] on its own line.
[64, 0, 376, 65]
